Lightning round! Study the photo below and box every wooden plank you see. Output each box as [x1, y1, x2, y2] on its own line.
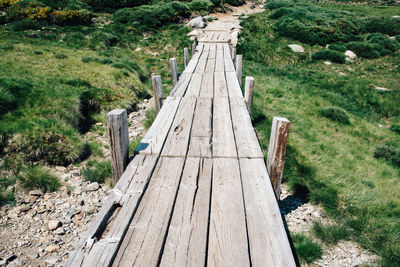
[170, 73, 192, 97]
[192, 43, 204, 59]
[160, 158, 212, 266]
[107, 109, 129, 185]
[208, 43, 216, 59]
[230, 97, 264, 158]
[161, 97, 196, 157]
[214, 72, 228, 97]
[224, 58, 235, 72]
[225, 71, 243, 98]
[185, 73, 203, 97]
[215, 43, 224, 72]
[204, 58, 215, 73]
[188, 98, 212, 158]
[194, 51, 209, 73]
[199, 72, 214, 98]
[208, 158, 250, 267]
[212, 97, 237, 158]
[112, 157, 185, 267]
[223, 43, 231, 59]
[135, 97, 181, 156]
[240, 158, 296, 267]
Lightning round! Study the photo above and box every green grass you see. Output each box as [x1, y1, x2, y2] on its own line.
[312, 221, 350, 245]
[17, 166, 61, 192]
[81, 160, 112, 183]
[239, 2, 400, 265]
[292, 233, 323, 263]
[143, 108, 157, 129]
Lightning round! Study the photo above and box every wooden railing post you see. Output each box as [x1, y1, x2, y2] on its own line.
[107, 109, 129, 185]
[267, 117, 291, 199]
[192, 37, 198, 55]
[184, 47, 189, 68]
[235, 54, 242, 86]
[244, 76, 254, 116]
[152, 75, 163, 114]
[231, 47, 237, 64]
[169, 58, 178, 86]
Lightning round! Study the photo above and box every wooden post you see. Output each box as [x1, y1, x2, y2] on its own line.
[231, 47, 237, 64]
[235, 54, 242, 86]
[184, 47, 189, 69]
[169, 58, 178, 86]
[152, 75, 163, 114]
[244, 76, 254, 116]
[267, 117, 291, 199]
[192, 37, 198, 55]
[107, 109, 129, 185]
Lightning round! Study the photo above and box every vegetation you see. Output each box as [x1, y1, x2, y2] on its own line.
[312, 221, 349, 245]
[239, 1, 400, 265]
[292, 233, 323, 263]
[17, 166, 61, 192]
[81, 159, 111, 183]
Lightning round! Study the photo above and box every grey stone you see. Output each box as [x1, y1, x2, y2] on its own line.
[186, 16, 206, 28]
[288, 44, 304, 53]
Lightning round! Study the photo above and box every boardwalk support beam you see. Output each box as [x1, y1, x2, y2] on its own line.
[107, 109, 129, 185]
[152, 75, 163, 114]
[184, 47, 189, 68]
[235, 54, 242, 86]
[244, 76, 254, 116]
[267, 117, 291, 198]
[170, 58, 178, 86]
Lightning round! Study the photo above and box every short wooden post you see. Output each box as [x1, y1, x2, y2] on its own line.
[267, 117, 291, 199]
[152, 75, 163, 114]
[244, 76, 254, 116]
[107, 109, 129, 185]
[192, 38, 198, 55]
[169, 58, 178, 86]
[184, 47, 189, 69]
[235, 55, 242, 86]
[231, 47, 237, 63]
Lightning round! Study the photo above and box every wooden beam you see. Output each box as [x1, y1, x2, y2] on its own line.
[152, 75, 163, 114]
[244, 76, 254, 116]
[235, 54, 242, 86]
[231, 47, 237, 63]
[169, 58, 178, 86]
[107, 109, 129, 185]
[267, 117, 291, 198]
[184, 47, 189, 68]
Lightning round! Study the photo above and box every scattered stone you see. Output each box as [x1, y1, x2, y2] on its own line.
[19, 204, 30, 213]
[186, 16, 206, 28]
[48, 220, 61, 231]
[45, 256, 59, 265]
[54, 228, 65, 235]
[135, 47, 142, 52]
[345, 50, 357, 60]
[187, 29, 199, 36]
[84, 182, 99, 192]
[288, 44, 304, 53]
[45, 244, 60, 253]
[338, 72, 346, 76]
[392, 15, 400, 18]
[375, 86, 391, 91]
[29, 190, 43, 197]
[324, 61, 332, 65]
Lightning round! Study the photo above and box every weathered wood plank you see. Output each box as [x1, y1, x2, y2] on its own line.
[160, 158, 212, 266]
[135, 97, 181, 156]
[152, 75, 163, 114]
[215, 43, 225, 72]
[107, 109, 129, 185]
[225, 71, 243, 98]
[240, 158, 296, 267]
[208, 43, 216, 59]
[235, 54, 243, 86]
[184, 47, 189, 68]
[194, 51, 209, 73]
[230, 97, 263, 158]
[188, 97, 212, 158]
[223, 43, 231, 59]
[208, 158, 250, 267]
[112, 157, 185, 267]
[199, 72, 214, 98]
[212, 97, 237, 158]
[170, 73, 192, 97]
[224, 58, 235, 72]
[214, 72, 228, 97]
[185, 73, 203, 97]
[161, 97, 197, 157]
[244, 76, 255, 116]
[170, 58, 178, 86]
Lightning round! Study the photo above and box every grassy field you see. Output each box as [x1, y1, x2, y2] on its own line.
[238, 1, 400, 265]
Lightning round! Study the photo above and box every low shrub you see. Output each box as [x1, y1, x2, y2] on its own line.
[54, 53, 67, 59]
[374, 145, 400, 167]
[363, 17, 400, 36]
[143, 108, 156, 129]
[292, 233, 323, 263]
[11, 18, 41, 31]
[319, 107, 350, 124]
[34, 50, 43, 55]
[311, 49, 346, 64]
[328, 43, 347, 52]
[390, 124, 400, 135]
[189, 0, 213, 12]
[18, 166, 60, 192]
[0, 77, 32, 115]
[224, 0, 245, 6]
[265, 0, 294, 10]
[312, 222, 349, 244]
[81, 159, 111, 183]
[346, 42, 379, 59]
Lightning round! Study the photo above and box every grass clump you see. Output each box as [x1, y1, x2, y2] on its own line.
[81, 159, 111, 183]
[390, 124, 400, 135]
[18, 166, 60, 192]
[328, 43, 347, 52]
[312, 49, 346, 64]
[312, 222, 349, 245]
[319, 107, 350, 125]
[374, 145, 400, 167]
[143, 108, 156, 129]
[292, 233, 323, 263]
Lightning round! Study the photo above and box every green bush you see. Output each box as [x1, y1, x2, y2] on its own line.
[18, 166, 61, 192]
[265, 0, 294, 10]
[170, 1, 191, 18]
[81, 160, 111, 183]
[0, 77, 32, 115]
[312, 222, 349, 244]
[328, 43, 347, 52]
[363, 17, 400, 36]
[11, 18, 41, 31]
[374, 145, 400, 167]
[189, 0, 212, 12]
[292, 233, 323, 263]
[319, 107, 350, 124]
[311, 49, 346, 64]
[224, 0, 245, 6]
[346, 42, 380, 59]
[390, 124, 400, 135]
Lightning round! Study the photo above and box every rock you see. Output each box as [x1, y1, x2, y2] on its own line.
[48, 219, 61, 231]
[19, 204, 30, 213]
[84, 182, 99, 192]
[187, 29, 199, 36]
[345, 50, 357, 60]
[324, 61, 332, 65]
[28, 253, 39, 259]
[375, 86, 391, 91]
[392, 15, 400, 18]
[29, 189, 43, 196]
[390, 36, 396, 40]
[288, 44, 304, 53]
[135, 47, 142, 52]
[95, 122, 103, 126]
[54, 228, 65, 235]
[186, 16, 206, 28]
[231, 23, 243, 30]
[45, 256, 59, 265]
[45, 244, 60, 253]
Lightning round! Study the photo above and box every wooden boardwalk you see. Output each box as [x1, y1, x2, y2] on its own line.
[66, 35, 296, 266]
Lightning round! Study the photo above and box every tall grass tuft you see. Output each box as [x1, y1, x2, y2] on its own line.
[81, 160, 111, 183]
[292, 233, 323, 263]
[312, 222, 349, 245]
[18, 166, 60, 192]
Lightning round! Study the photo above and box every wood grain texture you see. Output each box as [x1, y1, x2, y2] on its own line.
[188, 97, 212, 158]
[240, 158, 296, 267]
[212, 97, 237, 158]
[214, 72, 228, 97]
[112, 157, 185, 267]
[235, 54, 243, 86]
[215, 43, 225, 72]
[199, 71, 214, 98]
[152, 75, 163, 114]
[184, 73, 203, 97]
[170, 58, 178, 85]
[184, 47, 189, 68]
[225, 71, 243, 98]
[160, 158, 212, 266]
[170, 73, 192, 97]
[208, 158, 250, 267]
[244, 76, 255, 116]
